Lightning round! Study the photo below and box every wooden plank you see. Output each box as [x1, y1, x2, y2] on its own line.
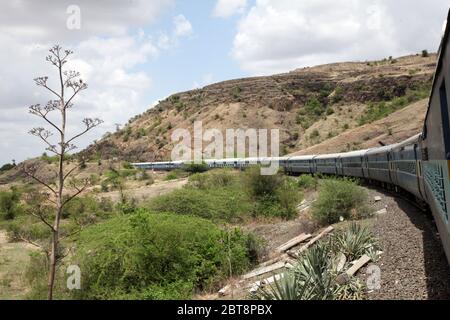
[336, 254, 371, 285]
[290, 226, 334, 257]
[346, 254, 371, 277]
[276, 233, 312, 253]
[248, 274, 284, 293]
[256, 254, 287, 269]
[242, 261, 287, 280]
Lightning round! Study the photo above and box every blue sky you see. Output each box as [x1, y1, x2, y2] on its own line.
[145, 1, 245, 105]
[0, 0, 448, 165]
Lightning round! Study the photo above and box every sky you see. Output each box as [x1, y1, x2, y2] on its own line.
[0, 0, 448, 165]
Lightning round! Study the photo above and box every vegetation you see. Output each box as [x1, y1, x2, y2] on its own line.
[297, 174, 317, 190]
[331, 223, 380, 261]
[66, 211, 259, 300]
[359, 85, 430, 125]
[0, 163, 15, 172]
[149, 168, 302, 221]
[244, 166, 302, 219]
[0, 187, 22, 220]
[254, 222, 378, 300]
[312, 178, 370, 225]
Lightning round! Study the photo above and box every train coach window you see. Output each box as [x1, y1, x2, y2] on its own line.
[439, 80, 450, 159]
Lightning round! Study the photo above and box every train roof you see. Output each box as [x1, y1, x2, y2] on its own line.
[287, 155, 316, 161]
[339, 149, 370, 158]
[391, 134, 421, 149]
[366, 144, 394, 155]
[314, 153, 343, 160]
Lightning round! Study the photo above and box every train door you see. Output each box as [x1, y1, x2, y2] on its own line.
[415, 143, 426, 200]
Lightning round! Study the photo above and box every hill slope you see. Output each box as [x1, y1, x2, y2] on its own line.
[81, 54, 436, 162]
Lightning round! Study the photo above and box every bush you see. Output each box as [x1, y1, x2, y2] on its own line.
[298, 175, 317, 190]
[312, 178, 370, 225]
[147, 185, 251, 222]
[359, 85, 430, 125]
[69, 211, 258, 300]
[62, 195, 113, 224]
[0, 163, 15, 172]
[0, 187, 22, 220]
[244, 166, 283, 199]
[421, 50, 429, 57]
[244, 167, 302, 219]
[182, 162, 209, 174]
[165, 169, 188, 181]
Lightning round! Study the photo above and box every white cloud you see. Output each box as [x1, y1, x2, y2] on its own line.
[213, 0, 247, 18]
[0, 0, 174, 164]
[173, 14, 193, 37]
[157, 14, 194, 50]
[232, 0, 449, 75]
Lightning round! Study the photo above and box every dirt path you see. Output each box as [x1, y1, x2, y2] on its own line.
[362, 187, 450, 300]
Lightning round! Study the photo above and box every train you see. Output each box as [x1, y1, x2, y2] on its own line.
[133, 10, 450, 265]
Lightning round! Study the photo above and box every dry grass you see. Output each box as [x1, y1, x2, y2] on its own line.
[0, 230, 37, 300]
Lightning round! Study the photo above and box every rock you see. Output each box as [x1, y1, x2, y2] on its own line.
[374, 196, 382, 202]
[376, 208, 388, 215]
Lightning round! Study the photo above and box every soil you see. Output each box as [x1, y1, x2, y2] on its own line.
[362, 187, 450, 300]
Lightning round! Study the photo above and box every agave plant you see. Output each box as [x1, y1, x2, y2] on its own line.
[331, 222, 379, 261]
[293, 242, 339, 300]
[252, 272, 314, 300]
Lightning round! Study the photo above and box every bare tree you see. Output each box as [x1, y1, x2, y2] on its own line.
[23, 45, 102, 300]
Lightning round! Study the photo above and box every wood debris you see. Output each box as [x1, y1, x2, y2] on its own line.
[336, 254, 371, 285]
[275, 233, 312, 253]
[288, 226, 334, 258]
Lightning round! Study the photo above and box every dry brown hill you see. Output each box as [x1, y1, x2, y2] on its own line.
[289, 98, 428, 156]
[80, 54, 436, 162]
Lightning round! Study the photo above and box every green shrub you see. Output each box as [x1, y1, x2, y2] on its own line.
[147, 186, 251, 222]
[297, 175, 317, 190]
[122, 161, 134, 170]
[312, 178, 370, 225]
[0, 187, 22, 220]
[310, 130, 320, 139]
[182, 162, 209, 174]
[244, 167, 302, 219]
[62, 195, 113, 224]
[7, 215, 51, 242]
[0, 163, 15, 172]
[244, 166, 283, 199]
[69, 211, 258, 300]
[359, 85, 430, 125]
[304, 97, 326, 116]
[275, 178, 302, 219]
[165, 169, 188, 181]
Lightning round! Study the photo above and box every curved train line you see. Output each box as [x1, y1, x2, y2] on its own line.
[133, 10, 450, 265]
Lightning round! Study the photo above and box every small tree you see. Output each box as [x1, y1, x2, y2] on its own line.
[22, 45, 102, 300]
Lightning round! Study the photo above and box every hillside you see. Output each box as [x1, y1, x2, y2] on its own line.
[289, 98, 428, 156]
[81, 54, 437, 162]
